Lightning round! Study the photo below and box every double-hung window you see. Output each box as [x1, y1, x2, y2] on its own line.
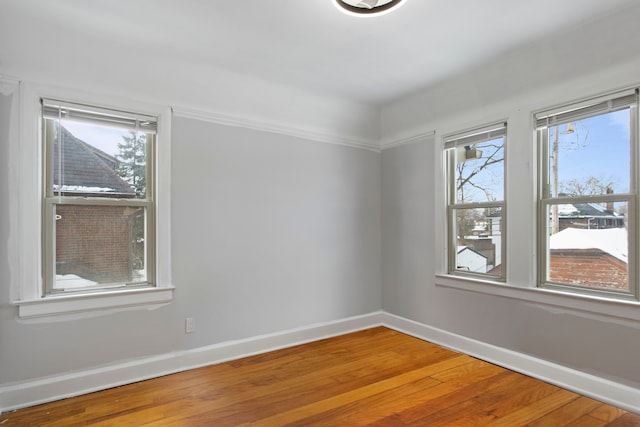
[536, 89, 639, 300]
[444, 122, 507, 280]
[42, 99, 157, 295]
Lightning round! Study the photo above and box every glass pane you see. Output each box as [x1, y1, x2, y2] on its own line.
[545, 202, 629, 292]
[453, 207, 503, 277]
[54, 204, 147, 290]
[45, 117, 150, 199]
[547, 109, 631, 198]
[455, 137, 504, 203]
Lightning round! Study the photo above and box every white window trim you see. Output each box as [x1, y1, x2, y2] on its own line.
[434, 88, 640, 322]
[535, 89, 639, 301]
[9, 82, 174, 319]
[443, 121, 507, 281]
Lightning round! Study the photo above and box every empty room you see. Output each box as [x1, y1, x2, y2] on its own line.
[1, 0, 640, 425]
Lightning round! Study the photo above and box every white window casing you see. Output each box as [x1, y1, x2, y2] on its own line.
[444, 122, 507, 282]
[10, 83, 173, 319]
[536, 89, 639, 301]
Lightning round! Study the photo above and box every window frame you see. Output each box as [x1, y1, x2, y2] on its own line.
[444, 122, 507, 281]
[535, 89, 640, 301]
[41, 99, 158, 295]
[11, 83, 173, 319]
[433, 87, 640, 322]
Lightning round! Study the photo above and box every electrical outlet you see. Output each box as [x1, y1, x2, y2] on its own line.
[185, 317, 195, 333]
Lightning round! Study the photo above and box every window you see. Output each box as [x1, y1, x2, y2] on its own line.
[444, 122, 506, 280]
[42, 99, 157, 295]
[9, 87, 172, 318]
[536, 89, 639, 300]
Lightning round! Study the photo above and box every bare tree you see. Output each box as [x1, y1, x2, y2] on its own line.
[454, 141, 504, 246]
[456, 141, 504, 203]
[560, 176, 616, 196]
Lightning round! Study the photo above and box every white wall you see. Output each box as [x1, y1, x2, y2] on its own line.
[380, 3, 640, 391]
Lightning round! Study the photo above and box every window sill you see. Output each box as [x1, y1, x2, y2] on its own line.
[435, 274, 640, 323]
[14, 286, 175, 320]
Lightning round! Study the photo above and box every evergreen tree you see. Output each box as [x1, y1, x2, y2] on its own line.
[116, 131, 147, 198]
[115, 131, 147, 274]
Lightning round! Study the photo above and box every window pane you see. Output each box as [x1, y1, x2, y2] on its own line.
[54, 204, 147, 290]
[453, 207, 503, 277]
[545, 201, 629, 292]
[455, 137, 504, 203]
[547, 110, 631, 198]
[46, 118, 150, 199]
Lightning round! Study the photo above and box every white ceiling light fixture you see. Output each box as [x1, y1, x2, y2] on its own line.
[334, 0, 407, 17]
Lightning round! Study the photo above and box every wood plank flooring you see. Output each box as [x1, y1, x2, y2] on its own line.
[2, 327, 639, 426]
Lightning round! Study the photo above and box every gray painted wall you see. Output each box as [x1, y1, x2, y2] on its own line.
[170, 117, 382, 347]
[0, 87, 16, 384]
[0, 108, 381, 385]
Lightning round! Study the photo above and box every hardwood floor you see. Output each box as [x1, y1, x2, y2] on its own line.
[2, 327, 639, 426]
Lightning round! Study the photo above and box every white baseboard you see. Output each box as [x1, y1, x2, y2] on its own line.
[0, 311, 386, 413]
[2, 310, 638, 415]
[381, 312, 640, 415]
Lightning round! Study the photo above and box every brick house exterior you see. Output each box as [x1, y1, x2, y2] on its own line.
[549, 249, 627, 291]
[549, 227, 628, 291]
[54, 126, 138, 286]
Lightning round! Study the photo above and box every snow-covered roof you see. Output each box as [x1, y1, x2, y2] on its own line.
[54, 185, 118, 193]
[55, 274, 98, 289]
[557, 204, 579, 215]
[54, 126, 135, 196]
[549, 227, 627, 263]
[457, 245, 487, 259]
[556, 197, 621, 218]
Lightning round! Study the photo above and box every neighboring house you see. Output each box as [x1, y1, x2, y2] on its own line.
[549, 227, 628, 291]
[459, 208, 502, 273]
[54, 126, 137, 286]
[456, 246, 488, 274]
[461, 200, 623, 277]
[557, 195, 625, 230]
[54, 126, 134, 197]
[459, 199, 625, 279]
[460, 236, 495, 272]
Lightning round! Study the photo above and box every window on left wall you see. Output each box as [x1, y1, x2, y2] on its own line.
[41, 99, 158, 295]
[10, 86, 172, 318]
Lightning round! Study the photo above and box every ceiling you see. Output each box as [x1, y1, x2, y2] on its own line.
[0, 0, 638, 107]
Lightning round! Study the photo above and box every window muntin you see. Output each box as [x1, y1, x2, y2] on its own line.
[536, 89, 638, 299]
[42, 99, 156, 295]
[445, 123, 506, 280]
